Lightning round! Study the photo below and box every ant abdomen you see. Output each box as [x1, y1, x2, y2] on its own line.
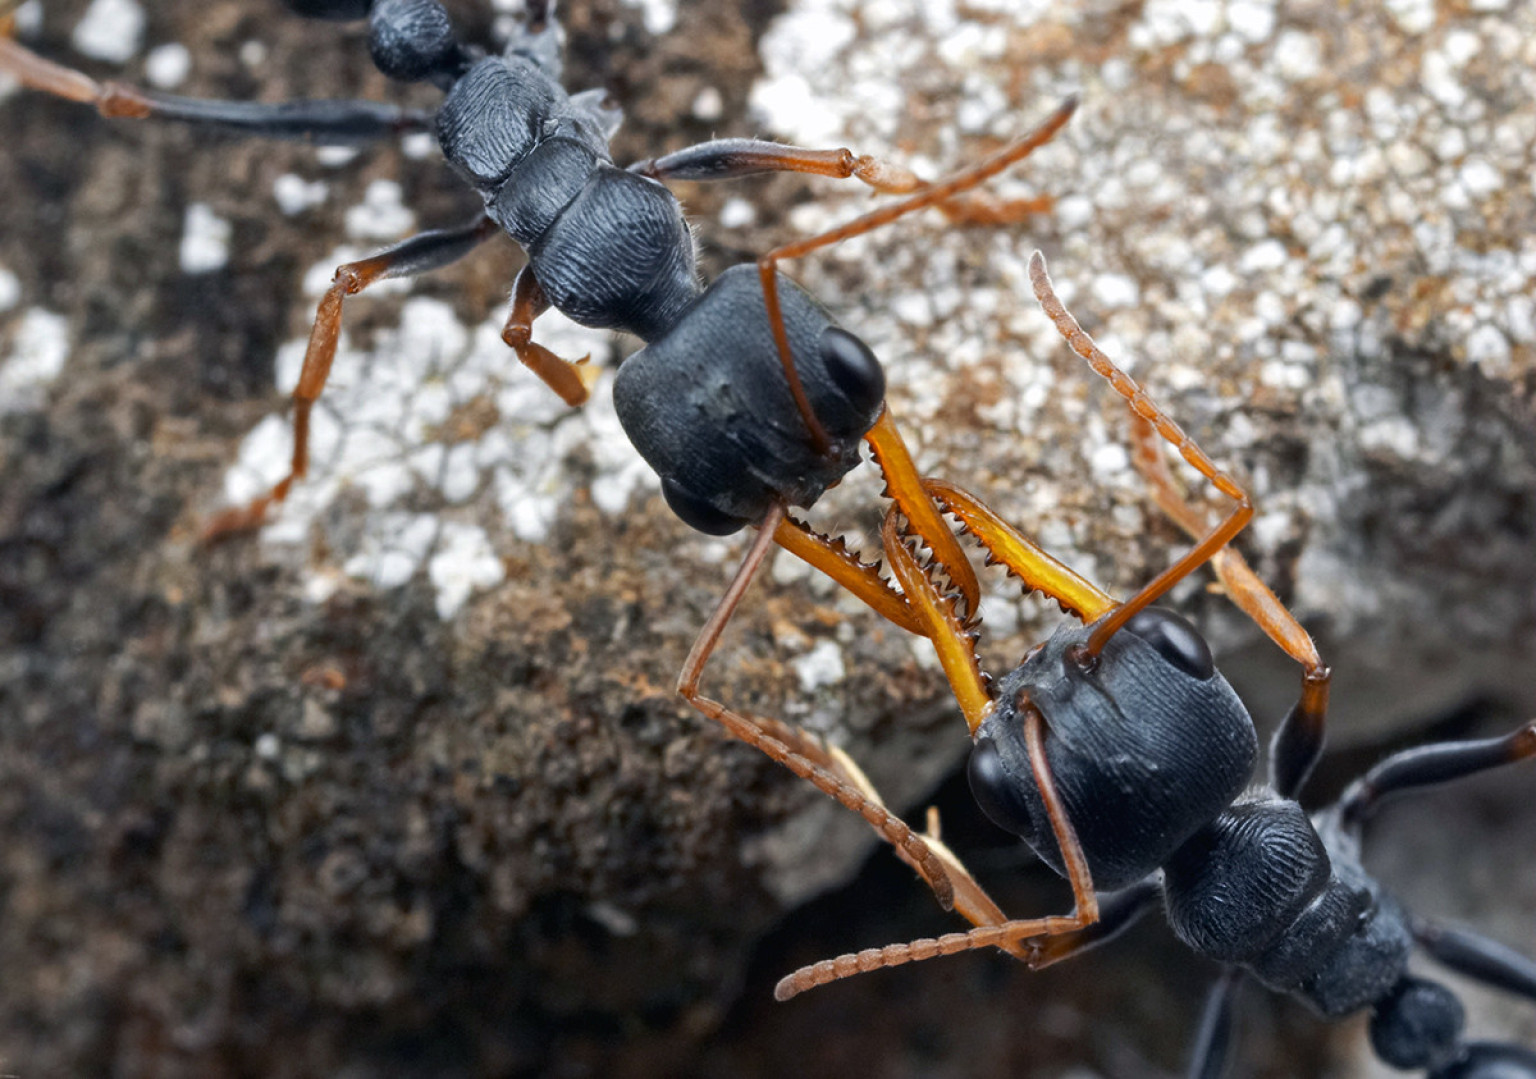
[613, 266, 884, 535]
[971, 610, 1259, 890]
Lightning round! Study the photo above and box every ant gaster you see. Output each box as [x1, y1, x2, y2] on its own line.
[764, 255, 1536, 1078]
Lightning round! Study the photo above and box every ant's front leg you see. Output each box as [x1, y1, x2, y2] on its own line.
[1123, 411, 1332, 798]
[203, 216, 500, 540]
[500, 266, 600, 407]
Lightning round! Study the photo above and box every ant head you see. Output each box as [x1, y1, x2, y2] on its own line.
[614, 266, 885, 535]
[970, 610, 1257, 889]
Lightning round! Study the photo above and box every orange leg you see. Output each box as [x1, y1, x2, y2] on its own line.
[1126, 413, 1332, 795]
[501, 265, 599, 407]
[676, 503, 960, 912]
[775, 701, 1099, 1000]
[1027, 251, 1255, 657]
[202, 217, 499, 540]
[755, 98, 1077, 453]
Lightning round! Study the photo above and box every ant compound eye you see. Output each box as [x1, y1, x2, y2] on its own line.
[819, 327, 885, 417]
[1122, 608, 1216, 680]
[660, 478, 751, 536]
[967, 736, 1038, 841]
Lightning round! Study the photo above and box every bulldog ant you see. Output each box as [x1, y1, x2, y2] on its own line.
[760, 253, 1536, 1078]
[0, 0, 1074, 932]
[0, 0, 1064, 539]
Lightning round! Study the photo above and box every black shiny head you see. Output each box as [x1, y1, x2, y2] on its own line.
[613, 266, 885, 533]
[973, 615, 1257, 890]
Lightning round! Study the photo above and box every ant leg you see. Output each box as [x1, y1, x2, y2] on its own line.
[203, 215, 500, 539]
[922, 478, 1116, 623]
[0, 37, 429, 143]
[1020, 877, 1161, 969]
[501, 265, 599, 407]
[754, 98, 1076, 454]
[1186, 968, 1242, 1079]
[1336, 720, 1536, 830]
[1126, 413, 1332, 798]
[1028, 251, 1255, 658]
[630, 140, 1053, 224]
[676, 502, 960, 913]
[1412, 919, 1536, 1003]
[767, 516, 1023, 941]
[774, 701, 1100, 1000]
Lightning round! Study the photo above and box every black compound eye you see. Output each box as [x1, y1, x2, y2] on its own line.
[967, 736, 1038, 841]
[819, 327, 885, 417]
[661, 478, 750, 536]
[1122, 608, 1216, 680]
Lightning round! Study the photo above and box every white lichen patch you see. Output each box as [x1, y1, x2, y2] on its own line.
[273, 174, 329, 216]
[70, 0, 144, 64]
[0, 308, 69, 414]
[143, 42, 191, 90]
[217, 261, 652, 620]
[619, 0, 677, 35]
[179, 202, 231, 275]
[0, 266, 20, 314]
[344, 180, 416, 241]
[743, 0, 1536, 658]
[792, 639, 846, 694]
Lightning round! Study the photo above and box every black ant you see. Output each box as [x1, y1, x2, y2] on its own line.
[0, 0, 1064, 539]
[0, 0, 1078, 919]
[753, 253, 1535, 1078]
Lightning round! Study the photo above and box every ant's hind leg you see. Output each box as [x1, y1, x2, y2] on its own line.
[0, 36, 429, 143]
[1412, 919, 1536, 1003]
[1336, 719, 1536, 829]
[1185, 968, 1242, 1079]
[203, 215, 500, 540]
[1125, 412, 1332, 798]
[501, 266, 599, 407]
